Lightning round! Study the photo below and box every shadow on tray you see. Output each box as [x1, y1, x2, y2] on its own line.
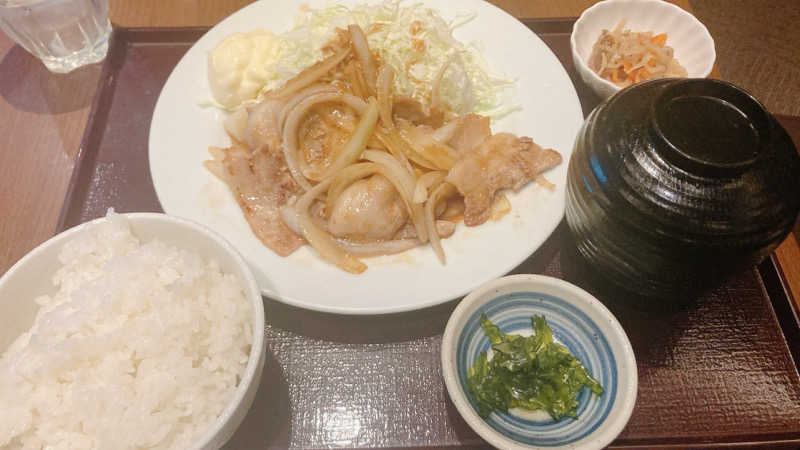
[0, 44, 101, 114]
[223, 348, 292, 449]
[543, 223, 771, 369]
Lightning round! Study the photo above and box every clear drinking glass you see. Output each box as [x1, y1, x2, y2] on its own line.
[0, 0, 111, 73]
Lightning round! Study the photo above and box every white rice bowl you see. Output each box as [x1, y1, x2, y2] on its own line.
[0, 211, 264, 450]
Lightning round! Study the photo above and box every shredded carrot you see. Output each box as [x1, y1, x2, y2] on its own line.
[622, 61, 632, 73]
[632, 67, 649, 82]
[590, 25, 686, 87]
[650, 33, 667, 47]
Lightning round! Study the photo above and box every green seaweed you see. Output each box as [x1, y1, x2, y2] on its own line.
[466, 314, 603, 420]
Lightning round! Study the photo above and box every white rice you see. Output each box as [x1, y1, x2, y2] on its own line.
[0, 211, 253, 450]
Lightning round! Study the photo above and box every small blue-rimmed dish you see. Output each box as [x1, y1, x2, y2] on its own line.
[441, 274, 637, 449]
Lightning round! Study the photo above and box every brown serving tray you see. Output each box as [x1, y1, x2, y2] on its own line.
[57, 20, 800, 449]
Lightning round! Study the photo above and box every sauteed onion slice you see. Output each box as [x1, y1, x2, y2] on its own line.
[425, 182, 456, 264]
[282, 93, 368, 190]
[295, 178, 367, 274]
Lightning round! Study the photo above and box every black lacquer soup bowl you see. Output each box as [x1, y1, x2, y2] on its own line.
[565, 78, 800, 302]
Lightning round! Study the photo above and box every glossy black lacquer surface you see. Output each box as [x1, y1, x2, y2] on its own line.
[566, 78, 800, 303]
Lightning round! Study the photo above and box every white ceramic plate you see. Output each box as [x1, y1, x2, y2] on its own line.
[148, 0, 583, 314]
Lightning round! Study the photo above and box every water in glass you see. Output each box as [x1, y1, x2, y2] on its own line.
[0, 0, 111, 73]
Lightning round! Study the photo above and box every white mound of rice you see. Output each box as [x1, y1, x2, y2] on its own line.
[0, 212, 253, 450]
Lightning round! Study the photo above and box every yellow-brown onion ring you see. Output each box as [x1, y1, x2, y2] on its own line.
[278, 84, 341, 136]
[376, 127, 439, 170]
[320, 97, 379, 179]
[413, 170, 446, 204]
[361, 150, 415, 199]
[536, 175, 556, 190]
[282, 92, 368, 190]
[280, 203, 327, 236]
[348, 24, 377, 93]
[361, 149, 428, 243]
[263, 46, 350, 100]
[325, 162, 380, 215]
[342, 59, 369, 98]
[398, 123, 458, 170]
[337, 238, 421, 257]
[425, 182, 456, 264]
[374, 128, 416, 173]
[393, 220, 455, 240]
[376, 64, 395, 129]
[279, 204, 302, 235]
[280, 204, 423, 257]
[431, 119, 459, 143]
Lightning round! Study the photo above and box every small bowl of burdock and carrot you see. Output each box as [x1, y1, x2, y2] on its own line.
[441, 274, 637, 450]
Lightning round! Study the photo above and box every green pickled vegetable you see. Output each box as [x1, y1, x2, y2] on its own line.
[466, 314, 603, 420]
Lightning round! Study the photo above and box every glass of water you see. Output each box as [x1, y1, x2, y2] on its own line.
[0, 0, 111, 73]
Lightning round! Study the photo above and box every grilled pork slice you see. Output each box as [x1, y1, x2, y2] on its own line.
[446, 133, 562, 226]
[447, 114, 490, 156]
[243, 98, 285, 151]
[207, 144, 305, 256]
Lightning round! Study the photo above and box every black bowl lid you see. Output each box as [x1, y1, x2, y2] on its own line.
[581, 78, 800, 245]
[650, 79, 772, 177]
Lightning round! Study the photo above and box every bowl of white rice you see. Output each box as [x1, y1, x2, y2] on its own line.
[0, 210, 265, 450]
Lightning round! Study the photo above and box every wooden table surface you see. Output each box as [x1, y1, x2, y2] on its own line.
[1, 0, 798, 310]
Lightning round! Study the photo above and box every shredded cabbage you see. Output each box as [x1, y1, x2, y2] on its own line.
[248, 0, 518, 117]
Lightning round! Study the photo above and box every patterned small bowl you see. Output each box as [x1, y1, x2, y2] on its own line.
[441, 275, 637, 449]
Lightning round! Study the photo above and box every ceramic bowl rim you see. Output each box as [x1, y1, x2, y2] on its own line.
[570, 0, 717, 97]
[441, 274, 637, 450]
